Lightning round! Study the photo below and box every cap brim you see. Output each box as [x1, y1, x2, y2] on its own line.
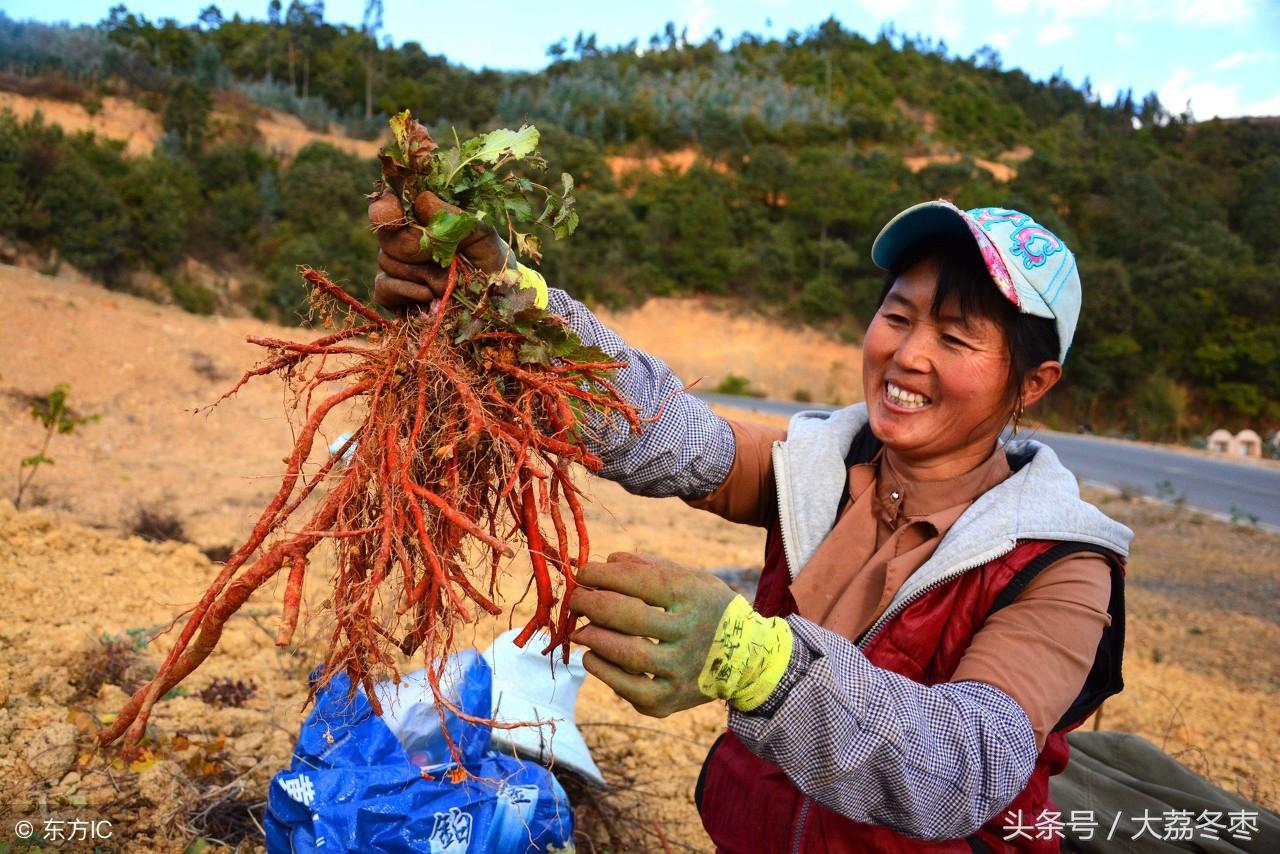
[871, 201, 974, 271]
[871, 200, 1057, 323]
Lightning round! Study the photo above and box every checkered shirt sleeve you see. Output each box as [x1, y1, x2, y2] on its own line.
[546, 288, 735, 498]
[729, 616, 1039, 840]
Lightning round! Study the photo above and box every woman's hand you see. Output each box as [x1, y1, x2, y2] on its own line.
[367, 190, 516, 312]
[569, 552, 737, 718]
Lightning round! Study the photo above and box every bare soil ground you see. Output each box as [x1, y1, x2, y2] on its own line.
[0, 91, 381, 160]
[0, 264, 1275, 852]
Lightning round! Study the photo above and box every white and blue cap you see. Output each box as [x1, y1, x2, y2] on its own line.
[871, 200, 1080, 362]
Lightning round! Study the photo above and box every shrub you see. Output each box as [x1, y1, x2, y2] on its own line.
[170, 277, 217, 315]
[714, 374, 764, 397]
[1132, 374, 1189, 442]
[130, 506, 188, 542]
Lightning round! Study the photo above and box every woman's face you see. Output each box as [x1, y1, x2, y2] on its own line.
[862, 260, 1015, 477]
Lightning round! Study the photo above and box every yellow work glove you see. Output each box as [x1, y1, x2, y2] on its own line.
[515, 262, 549, 309]
[697, 594, 793, 712]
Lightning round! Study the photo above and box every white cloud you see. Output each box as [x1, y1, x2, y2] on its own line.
[988, 28, 1019, 50]
[1212, 50, 1278, 71]
[684, 0, 713, 44]
[1243, 94, 1280, 116]
[1169, 0, 1255, 25]
[1113, 31, 1135, 47]
[1027, 0, 1255, 27]
[854, 0, 967, 43]
[1160, 67, 1246, 118]
[1037, 22, 1075, 45]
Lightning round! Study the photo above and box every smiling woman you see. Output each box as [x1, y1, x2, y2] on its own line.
[371, 197, 1131, 853]
[865, 234, 1062, 480]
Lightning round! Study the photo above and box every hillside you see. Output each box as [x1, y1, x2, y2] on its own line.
[0, 89, 381, 159]
[2, 9, 1278, 439]
[0, 263, 859, 548]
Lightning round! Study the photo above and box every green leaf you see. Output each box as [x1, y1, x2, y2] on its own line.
[553, 208, 580, 240]
[498, 286, 538, 320]
[472, 126, 540, 165]
[425, 209, 478, 266]
[561, 172, 574, 195]
[21, 454, 52, 467]
[504, 196, 535, 222]
[518, 341, 552, 365]
[453, 315, 483, 344]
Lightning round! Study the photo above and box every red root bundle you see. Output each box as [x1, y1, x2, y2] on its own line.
[99, 262, 638, 759]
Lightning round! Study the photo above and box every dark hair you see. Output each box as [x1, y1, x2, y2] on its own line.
[877, 236, 1060, 412]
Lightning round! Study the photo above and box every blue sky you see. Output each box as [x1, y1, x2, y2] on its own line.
[8, 0, 1280, 118]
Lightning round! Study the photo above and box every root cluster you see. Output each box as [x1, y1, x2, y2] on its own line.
[99, 262, 637, 759]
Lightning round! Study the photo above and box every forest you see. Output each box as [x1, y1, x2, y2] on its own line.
[1, 4, 1277, 437]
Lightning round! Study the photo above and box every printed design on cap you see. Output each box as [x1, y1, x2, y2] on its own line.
[1009, 226, 1063, 269]
[971, 208, 1030, 230]
[957, 211, 1020, 306]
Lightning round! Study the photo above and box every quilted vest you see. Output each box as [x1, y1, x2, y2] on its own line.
[696, 522, 1126, 854]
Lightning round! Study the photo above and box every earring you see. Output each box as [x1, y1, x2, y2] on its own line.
[1012, 406, 1023, 437]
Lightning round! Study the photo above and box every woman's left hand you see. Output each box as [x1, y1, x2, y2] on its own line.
[569, 552, 737, 718]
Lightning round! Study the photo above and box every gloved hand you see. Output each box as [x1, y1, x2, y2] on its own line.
[367, 189, 517, 311]
[569, 552, 738, 718]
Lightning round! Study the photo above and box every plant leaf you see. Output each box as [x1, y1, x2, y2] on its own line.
[389, 109, 411, 150]
[518, 341, 551, 365]
[472, 126, 540, 165]
[514, 232, 542, 261]
[425, 209, 478, 266]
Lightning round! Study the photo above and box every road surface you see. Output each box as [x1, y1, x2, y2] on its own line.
[694, 392, 1280, 530]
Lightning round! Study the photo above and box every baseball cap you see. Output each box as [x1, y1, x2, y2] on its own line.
[871, 201, 1080, 362]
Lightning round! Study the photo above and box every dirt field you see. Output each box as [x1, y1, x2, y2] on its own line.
[0, 91, 382, 160]
[0, 263, 1275, 851]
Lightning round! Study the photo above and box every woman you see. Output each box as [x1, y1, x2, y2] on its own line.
[371, 197, 1130, 853]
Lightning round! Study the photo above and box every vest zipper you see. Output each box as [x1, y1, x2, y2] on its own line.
[773, 439, 814, 852]
[856, 540, 1018, 650]
[790, 796, 812, 854]
[772, 441, 802, 579]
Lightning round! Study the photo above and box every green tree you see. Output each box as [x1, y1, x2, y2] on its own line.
[15, 383, 99, 508]
[163, 78, 213, 155]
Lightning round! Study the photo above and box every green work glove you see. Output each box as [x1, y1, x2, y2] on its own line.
[369, 189, 547, 310]
[570, 552, 738, 717]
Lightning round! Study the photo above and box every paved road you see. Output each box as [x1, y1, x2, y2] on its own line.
[694, 392, 1280, 530]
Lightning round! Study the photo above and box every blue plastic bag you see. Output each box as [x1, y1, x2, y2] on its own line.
[265, 654, 575, 853]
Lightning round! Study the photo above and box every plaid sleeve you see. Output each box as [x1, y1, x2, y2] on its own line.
[728, 616, 1038, 840]
[546, 288, 735, 498]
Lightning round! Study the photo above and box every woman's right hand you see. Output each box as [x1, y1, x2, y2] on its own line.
[368, 190, 516, 312]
